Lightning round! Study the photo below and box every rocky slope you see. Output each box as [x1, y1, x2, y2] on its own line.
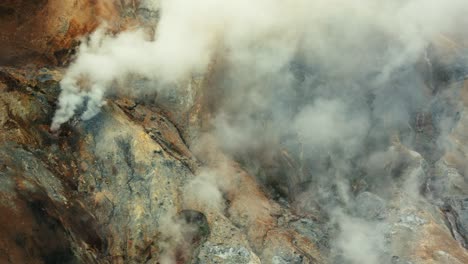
[0, 65, 326, 263]
[1, 1, 468, 264]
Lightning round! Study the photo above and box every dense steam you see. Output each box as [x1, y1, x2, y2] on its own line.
[52, 0, 468, 263]
[52, 0, 468, 130]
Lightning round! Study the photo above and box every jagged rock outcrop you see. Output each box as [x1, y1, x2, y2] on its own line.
[0, 0, 140, 66]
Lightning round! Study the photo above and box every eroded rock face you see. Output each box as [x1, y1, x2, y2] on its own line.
[0, 0, 139, 66]
[0, 66, 326, 263]
[0, 145, 105, 263]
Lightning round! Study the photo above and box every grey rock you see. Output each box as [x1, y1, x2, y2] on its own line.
[354, 191, 387, 220]
[290, 218, 329, 250]
[197, 243, 259, 264]
[272, 254, 305, 264]
[442, 196, 468, 248]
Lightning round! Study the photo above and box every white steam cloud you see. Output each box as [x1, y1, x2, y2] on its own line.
[52, 0, 468, 130]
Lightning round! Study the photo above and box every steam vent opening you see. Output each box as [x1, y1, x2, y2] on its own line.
[2, 0, 468, 264]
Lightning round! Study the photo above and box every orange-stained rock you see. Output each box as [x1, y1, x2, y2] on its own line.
[0, 0, 137, 66]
